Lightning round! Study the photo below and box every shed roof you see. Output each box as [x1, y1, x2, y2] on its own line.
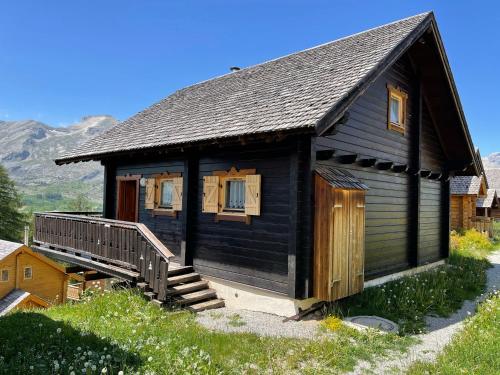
[0, 240, 22, 261]
[315, 165, 369, 190]
[451, 176, 485, 196]
[57, 13, 433, 164]
[477, 189, 499, 209]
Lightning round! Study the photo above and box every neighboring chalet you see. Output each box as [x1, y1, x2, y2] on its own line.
[33, 12, 478, 315]
[0, 240, 70, 316]
[450, 175, 487, 230]
[485, 169, 500, 220]
[476, 189, 499, 218]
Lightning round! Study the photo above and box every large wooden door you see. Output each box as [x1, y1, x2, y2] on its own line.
[313, 175, 365, 301]
[117, 179, 138, 222]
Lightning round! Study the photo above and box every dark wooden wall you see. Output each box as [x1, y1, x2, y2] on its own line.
[192, 141, 298, 295]
[315, 53, 449, 280]
[108, 160, 185, 259]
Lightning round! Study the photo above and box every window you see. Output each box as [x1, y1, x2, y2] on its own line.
[224, 179, 246, 211]
[144, 174, 183, 214]
[0, 269, 8, 282]
[202, 167, 261, 222]
[158, 179, 174, 209]
[387, 84, 407, 134]
[24, 266, 32, 280]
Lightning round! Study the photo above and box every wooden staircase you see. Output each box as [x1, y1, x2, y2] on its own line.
[138, 264, 224, 312]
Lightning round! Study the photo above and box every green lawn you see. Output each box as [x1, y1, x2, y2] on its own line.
[407, 291, 500, 375]
[0, 289, 413, 375]
[326, 229, 494, 335]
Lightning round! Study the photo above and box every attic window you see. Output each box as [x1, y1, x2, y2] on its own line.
[387, 85, 407, 134]
[24, 266, 32, 280]
[1, 269, 8, 282]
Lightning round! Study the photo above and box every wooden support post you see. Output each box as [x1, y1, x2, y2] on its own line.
[180, 154, 198, 266]
[103, 162, 117, 219]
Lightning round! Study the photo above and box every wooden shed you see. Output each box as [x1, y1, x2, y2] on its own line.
[33, 12, 479, 314]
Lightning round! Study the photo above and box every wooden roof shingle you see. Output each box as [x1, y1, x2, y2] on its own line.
[451, 176, 484, 196]
[56, 13, 434, 164]
[0, 240, 22, 261]
[315, 165, 369, 190]
[477, 189, 499, 209]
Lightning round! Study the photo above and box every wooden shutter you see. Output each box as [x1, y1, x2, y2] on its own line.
[202, 176, 219, 213]
[245, 174, 261, 216]
[172, 177, 183, 211]
[145, 178, 156, 210]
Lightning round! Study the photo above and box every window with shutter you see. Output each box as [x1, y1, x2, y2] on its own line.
[202, 167, 261, 222]
[172, 177, 183, 211]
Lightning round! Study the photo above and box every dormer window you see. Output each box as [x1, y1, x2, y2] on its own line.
[387, 84, 407, 134]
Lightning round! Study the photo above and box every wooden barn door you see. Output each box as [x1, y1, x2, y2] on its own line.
[314, 175, 365, 301]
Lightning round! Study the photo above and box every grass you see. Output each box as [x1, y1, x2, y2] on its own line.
[326, 229, 494, 335]
[407, 291, 500, 375]
[0, 289, 414, 375]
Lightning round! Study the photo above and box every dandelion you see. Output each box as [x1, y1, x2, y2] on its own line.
[148, 356, 153, 362]
[118, 371, 124, 375]
[77, 347, 82, 351]
[56, 328, 62, 334]
[101, 368, 108, 374]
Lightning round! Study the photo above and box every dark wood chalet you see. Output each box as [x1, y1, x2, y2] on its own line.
[33, 12, 479, 314]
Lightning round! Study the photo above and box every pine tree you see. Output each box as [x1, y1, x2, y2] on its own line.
[0, 164, 26, 241]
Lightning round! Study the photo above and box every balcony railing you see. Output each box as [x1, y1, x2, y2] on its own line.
[33, 212, 175, 300]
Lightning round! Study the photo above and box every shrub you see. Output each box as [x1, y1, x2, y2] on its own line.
[451, 229, 493, 257]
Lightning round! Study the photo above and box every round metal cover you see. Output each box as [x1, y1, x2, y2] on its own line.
[344, 316, 399, 333]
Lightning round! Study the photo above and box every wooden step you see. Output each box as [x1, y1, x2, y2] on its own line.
[188, 298, 225, 312]
[151, 299, 163, 307]
[143, 291, 157, 300]
[176, 289, 217, 305]
[136, 282, 149, 290]
[167, 265, 194, 277]
[167, 272, 200, 286]
[166, 280, 209, 296]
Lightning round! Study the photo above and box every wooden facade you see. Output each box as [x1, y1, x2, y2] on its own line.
[0, 242, 69, 308]
[39, 14, 478, 305]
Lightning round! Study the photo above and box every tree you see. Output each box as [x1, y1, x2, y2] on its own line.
[68, 193, 93, 212]
[0, 165, 26, 241]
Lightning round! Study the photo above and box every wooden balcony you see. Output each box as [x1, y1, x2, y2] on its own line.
[33, 212, 175, 301]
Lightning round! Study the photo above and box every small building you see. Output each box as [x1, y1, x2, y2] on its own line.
[485, 169, 500, 220]
[0, 240, 69, 315]
[450, 175, 487, 231]
[33, 12, 479, 315]
[476, 189, 499, 218]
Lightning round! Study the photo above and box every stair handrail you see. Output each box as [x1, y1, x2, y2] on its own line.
[34, 212, 175, 262]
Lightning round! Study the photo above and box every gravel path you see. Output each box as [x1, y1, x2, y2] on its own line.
[347, 250, 500, 375]
[196, 307, 321, 339]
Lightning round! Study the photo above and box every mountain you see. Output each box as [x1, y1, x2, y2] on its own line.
[0, 115, 118, 210]
[482, 152, 500, 168]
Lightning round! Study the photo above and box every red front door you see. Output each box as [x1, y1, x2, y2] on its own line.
[117, 180, 138, 222]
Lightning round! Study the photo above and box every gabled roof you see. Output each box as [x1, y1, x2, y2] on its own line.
[451, 175, 486, 196]
[477, 189, 499, 209]
[0, 289, 49, 316]
[57, 13, 432, 164]
[56, 12, 476, 174]
[0, 240, 67, 274]
[485, 169, 500, 194]
[316, 165, 369, 190]
[0, 240, 22, 261]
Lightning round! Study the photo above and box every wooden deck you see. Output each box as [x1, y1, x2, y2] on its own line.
[33, 212, 224, 310]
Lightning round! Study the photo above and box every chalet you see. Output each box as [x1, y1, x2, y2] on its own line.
[450, 175, 487, 230]
[485, 169, 500, 220]
[0, 240, 69, 315]
[33, 12, 478, 315]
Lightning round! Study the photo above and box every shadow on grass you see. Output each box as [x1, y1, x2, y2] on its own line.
[0, 311, 141, 374]
[325, 253, 492, 335]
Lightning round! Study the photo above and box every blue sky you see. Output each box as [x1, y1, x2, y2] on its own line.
[1, 1, 498, 154]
